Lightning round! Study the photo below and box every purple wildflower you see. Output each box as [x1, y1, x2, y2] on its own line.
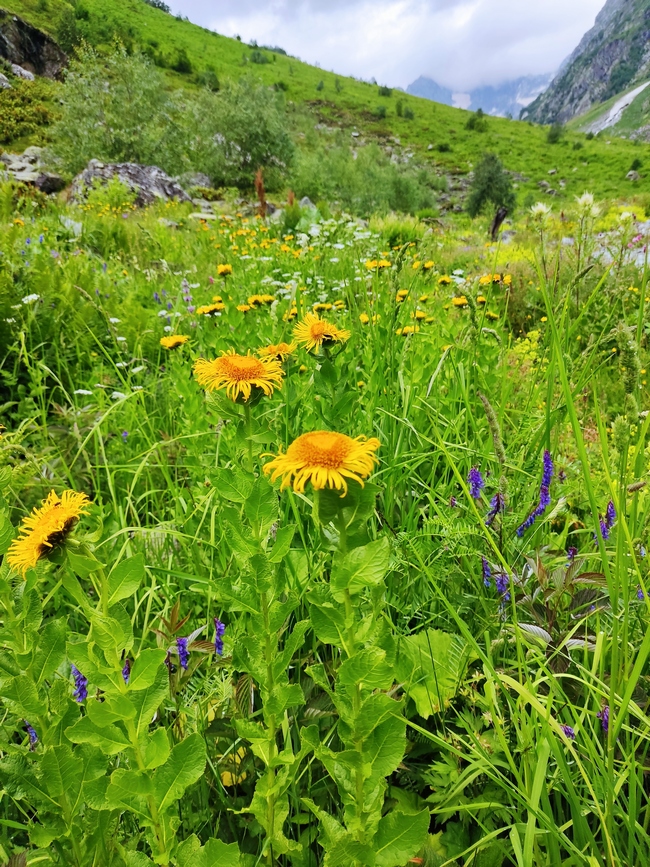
[561, 724, 576, 740]
[567, 546, 578, 564]
[597, 705, 610, 733]
[122, 658, 131, 685]
[167, 302, 173, 311]
[214, 618, 226, 656]
[38, 234, 44, 243]
[485, 492, 504, 527]
[102, 262, 107, 272]
[177, 637, 190, 671]
[71, 664, 88, 702]
[481, 557, 491, 588]
[153, 292, 162, 304]
[449, 496, 458, 508]
[517, 450, 554, 537]
[495, 571, 511, 602]
[637, 586, 645, 601]
[596, 500, 616, 543]
[24, 721, 38, 750]
[121, 430, 128, 442]
[468, 467, 485, 499]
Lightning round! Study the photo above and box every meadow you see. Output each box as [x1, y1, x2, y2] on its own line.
[0, 172, 649, 867]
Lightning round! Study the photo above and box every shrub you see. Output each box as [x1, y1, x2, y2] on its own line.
[466, 152, 516, 218]
[197, 67, 220, 91]
[0, 79, 55, 145]
[142, 0, 171, 10]
[373, 105, 387, 119]
[403, 106, 414, 120]
[171, 48, 192, 74]
[273, 80, 288, 92]
[378, 85, 392, 97]
[316, 80, 324, 92]
[396, 99, 403, 117]
[631, 158, 643, 172]
[573, 141, 584, 150]
[436, 142, 451, 152]
[547, 122, 564, 144]
[586, 131, 595, 140]
[250, 49, 270, 65]
[466, 108, 488, 132]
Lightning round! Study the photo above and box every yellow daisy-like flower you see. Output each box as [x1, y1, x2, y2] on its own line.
[258, 342, 297, 361]
[477, 295, 487, 305]
[397, 325, 419, 336]
[160, 335, 190, 349]
[486, 311, 499, 320]
[313, 302, 333, 312]
[365, 259, 379, 270]
[333, 299, 346, 310]
[396, 290, 409, 303]
[197, 303, 226, 316]
[423, 261, 435, 270]
[419, 294, 429, 303]
[503, 274, 512, 286]
[264, 430, 380, 495]
[438, 275, 452, 286]
[412, 310, 427, 320]
[359, 313, 370, 325]
[378, 259, 392, 269]
[248, 294, 275, 307]
[237, 304, 252, 313]
[452, 296, 468, 308]
[217, 264, 233, 277]
[478, 274, 492, 286]
[412, 261, 421, 270]
[293, 313, 350, 352]
[7, 490, 91, 577]
[212, 294, 223, 303]
[284, 306, 298, 321]
[193, 350, 284, 402]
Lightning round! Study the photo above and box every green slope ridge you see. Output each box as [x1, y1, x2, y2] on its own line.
[2, 0, 650, 203]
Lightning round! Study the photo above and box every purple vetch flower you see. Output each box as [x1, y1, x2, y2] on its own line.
[597, 705, 610, 733]
[560, 724, 576, 740]
[595, 500, 616, 543]
[468, 467, 485, 499]
[38, 234, 44, 243]
[102, 262, 107, 272]
[153, 292, 162, 304]
[71, 664, 88, 702]
[495, 571, 511, 602]
[167, 302, 173, 311]
[177, 637, 190, 671]
[481, 557, 492, 588]
[24, 721, 38, 750]
[517, 450, 554, 537]
[485, 493, 504, 527]
[449, 496, 458, 508]
[50, 249, 60, 259]
[637, 586, 645, 601]
[122, 658, 131, 685]
[187, 305, 196, 313]
[121, 430, 128, 443]
[214, 618, 226, 656]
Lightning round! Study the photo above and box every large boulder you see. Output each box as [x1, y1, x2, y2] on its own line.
[0, 147, 65, 193]
[0, 11, 67, 79]
[70, 160, 192, 207]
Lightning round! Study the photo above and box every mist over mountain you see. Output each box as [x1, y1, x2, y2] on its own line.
[407, 73, 554, 118]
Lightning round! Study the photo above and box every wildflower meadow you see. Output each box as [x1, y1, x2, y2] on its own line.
[1, 180, 650, 867]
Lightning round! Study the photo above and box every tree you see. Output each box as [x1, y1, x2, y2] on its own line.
[466, 153, 515, 220]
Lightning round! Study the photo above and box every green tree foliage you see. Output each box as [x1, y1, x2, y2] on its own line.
[466, 107, 488, 132]
[466, 152, 516, 218]
[547, 122, 564, 144]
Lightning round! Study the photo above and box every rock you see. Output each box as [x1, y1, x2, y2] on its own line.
[158, 218, 179, 229]
[427, 143, 434, 150]
[501, 230, 516, 243]
[627, 170, 641, 181]
[538, 180, 551, 190]
[60, 216, 82, 237]
[34, 172, 65, 194]
[10, 63, 34, 80]
[265, 202, 278, 216]
[299, 196, 317, 210]
[22, 146, 43, 162]
[548, 168, 557, 175]
[546, 189, 558, 196]
[0, 73, 11, 89]
[562, 237, 575, 246]
[71, 160, 192, 207]
[183, 172, 212, 189]
[351, 131, 360, 138]
[0, 11, 67, 79]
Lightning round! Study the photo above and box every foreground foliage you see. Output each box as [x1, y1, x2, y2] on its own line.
[0, 181, 650, 866]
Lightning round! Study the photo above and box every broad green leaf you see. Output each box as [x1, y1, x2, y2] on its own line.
[143, 727, 171, 769]
[105, 768, 152, 820]
[31, 619, 67, 685]
[41, 744, 81, 800]
[374, 809, 430, 867]
[130, 664, 168, 735]
[1, 755, 58, 807]
[152, 733, 206, 811]
[210, 467, 254, 503]
[308, 587, 347, 647]
[317, 481, 380, 532]
[108, 554, 145, 605]
[0, 513, 14, 555]
[0, 675, 47, 717]
[124, 853, 156, 867]
[65, 716, 131, 755]
[90, 613, 125, 656]
[363, 715, 406, 781]
[337, 648, 393, 690]
[67, 549, 104, 578]
[177, 835, 241, 867]
[87, 694, 136, 727]
[268, 524, 296, 563]
[330, 537, 390, 600]
[245, 477, 278, 539]
[396, 629, 477, 718]
[128, 649, 167, 690]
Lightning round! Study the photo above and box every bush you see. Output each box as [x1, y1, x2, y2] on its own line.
[466, 108, 488, 132]
[0, 79, 55, 145]
[586, 131, 595, 140]
[403, 106, 414, 121]
[142, 0, 171, 10]
[631, 158, 643, 172]
[466, 152, 516, 218]
[197, 67, 219, 91]
[250, 50, 270, 65]
[573, 141, 584, 150]
[436, 142, 451, 152]
[316, 80, 324, 92]
[547, 122, 564, 144]
[171, 48, 192, 74]
[373, 105, 387, 119]
[396, 99, 403, 117]
[378, 85, 392, 97]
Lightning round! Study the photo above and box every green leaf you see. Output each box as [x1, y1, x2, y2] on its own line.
[338, 648, 393, 691]
[177, 836, 241, 867]
[87, 694, 136, 727]
[245, 477, 279, 539]
[31, 619, 67, 685]
[41, 744, 81, 800]
[65, 716, 131, 755]
[143, 727, 171, 769]
[268, 524, 296, 562]
[67, 549, 104, 578]
[330, 537, 390, 600]
[152, 733, 206, 811]
[105, 768, 152, 821]
[374, 809, 430, 867]
[108, 554, 145, 605]
[0, 513, 14, 555]
[128, 649, 167, 690]
[130, 664, 168, 736]
[210, 467, 254, 503]
[317, 482, 380, 532]
[0, 675, 47, 717]
[396, 629, 477, 718]
[90, 613, 125, 656]
[363, 715, 406, 780]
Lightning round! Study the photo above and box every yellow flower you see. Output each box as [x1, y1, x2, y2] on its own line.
[237, 304, 252, 313]
[284, 306, 298, 321]
[412, 261, 421, 270]
[313, 302, 333, 312]
[365, 259, 378, 270]
[212, 294, 223, 303]
[378, 259, 392, 269]
[398, 325, 419, 336]
[359, 313, 370, 324]
[217, 264, 233, 276]
[258, 342, 297, 361]
[486, 311, 499, 321]
[396, 290, 409, 303]
[7, 490, 91, 577]
[423, 261, 435, 270]
[452, 296, 468, 308]
[503, 275, 512, 285]
[13, 218, 25, 227]
[438, 275, 452, 286]
[264, 431, 380, 495]
[419, 295, 429, 303]
[478, 274, 492, 285]
[248, 294, 275, 307]
[477, 295, 487, 305]
[197, 303, 226, 316]
[293, 313, 350, 352]
[412, 310, 427, 320]
[160, 335, 190, 349]
[193, 350, 284, 402]
[333, 299, 346, 310]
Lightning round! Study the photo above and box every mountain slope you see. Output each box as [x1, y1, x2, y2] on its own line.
[1, 0, 649, 204]
[525, 0, 650, 124]
[408, 75, 552, 118]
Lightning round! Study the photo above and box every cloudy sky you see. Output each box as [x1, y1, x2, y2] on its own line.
[167, 0, 605, 92]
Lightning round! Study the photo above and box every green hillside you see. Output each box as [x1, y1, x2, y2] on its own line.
[3, 0, 650, 203]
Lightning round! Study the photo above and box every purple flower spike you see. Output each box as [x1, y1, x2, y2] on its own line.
[481, 558, 491, 588]
[605, 500, 616, 528]
[177, 637, 190, 671]
[495, 571, 511, 602]
[485, 492, 504, 527]
[71, 664, 88, 702]
[214, 618, 226, 656]
[122, 658, 131, 686]
[517, 450, 554, 537]
[598, 705, 610, 733]
[567, 546, 578, 564]
[24, 721, 38, 750]
[561, 724, 576, 740]
[468, 467, 485, 499]
[449, 496, 457, 508]
[638, 586, 645, 601]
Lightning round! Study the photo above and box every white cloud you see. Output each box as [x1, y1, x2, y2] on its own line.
[168, 0, 604, 90]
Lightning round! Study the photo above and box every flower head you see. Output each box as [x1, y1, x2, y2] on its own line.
[24, 721, 38, 751]
[214, 618, 226, 656]
[122, 658, 131, 685]
[7, 490, 91, 577]
[485, 492, 505, 527]
[264, 430, 380, 496]
[452, 296, 468, 308]
[293, 313, 350, 352]
[193, 350, 284, 402]
[160, 335, 189, 350]
[561, 724, 576, 740]
[481, 557, 491, 588]
[217, 263, 233, 277]
[495, 571, 511, 602]
[516, 450, 554, 537]
[468, 467, 485, 499]
[197, 303, 225, 316]
[258, 342, 297, 361]
[598, 705, 610, 733]
[71, 665, 88, 702]
[177, 637, 190, 671]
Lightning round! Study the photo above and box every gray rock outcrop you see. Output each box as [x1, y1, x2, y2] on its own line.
[0, 147, 65, 193]
[0, 11, 67, 79]
[70, 160, 192, 207]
